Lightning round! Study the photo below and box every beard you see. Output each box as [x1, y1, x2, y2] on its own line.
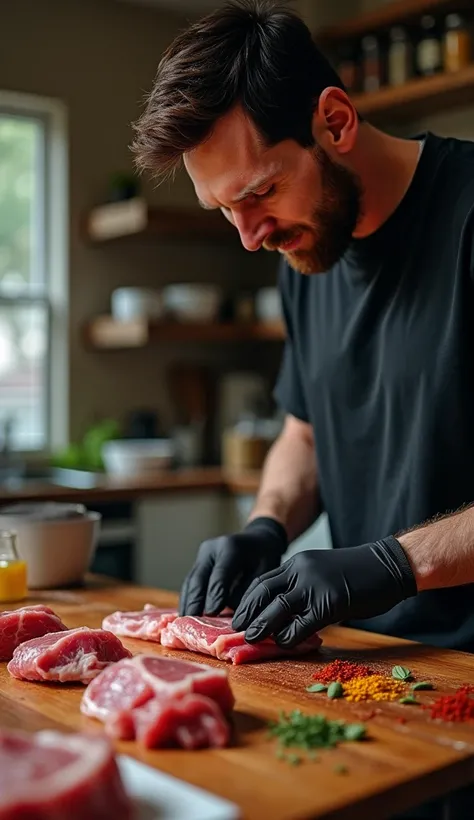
[263, 145, 362, 274]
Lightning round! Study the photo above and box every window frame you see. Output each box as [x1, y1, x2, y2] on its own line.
[0, 90, 68, 455]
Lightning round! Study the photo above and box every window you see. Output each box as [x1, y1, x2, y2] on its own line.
[0, 92, 68, 452]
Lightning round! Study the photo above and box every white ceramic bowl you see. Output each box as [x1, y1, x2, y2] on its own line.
[162, 284, 221, 322]
[102, 439, 175, 477]
[0, 510, 101, 589]
[111, 287, 164, 322]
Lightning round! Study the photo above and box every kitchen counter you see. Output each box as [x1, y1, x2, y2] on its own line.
[2, 578, 474, 819]
[0, 467, 262, 505]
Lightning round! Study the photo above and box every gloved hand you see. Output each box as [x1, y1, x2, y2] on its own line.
[179, 517, 288, 617]
[232, 536, 417, 648]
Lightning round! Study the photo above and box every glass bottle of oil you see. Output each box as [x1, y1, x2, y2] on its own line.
[0, 531, 27, 603]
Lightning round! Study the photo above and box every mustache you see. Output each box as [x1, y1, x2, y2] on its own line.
[263, 227, 305, 251]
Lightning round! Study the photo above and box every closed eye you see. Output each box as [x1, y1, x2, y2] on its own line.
[255, 184, 276, 199]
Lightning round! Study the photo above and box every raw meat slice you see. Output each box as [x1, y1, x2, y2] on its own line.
[108, 693, 230, 749]
[81, 653, 233, 749]
[7, 626, 132, 684]
[102, 604, 178, 642]
[0, 604, 68, 661]
[0, 728, 133, 820]
[161, 615, 322, 664]
[81, 653, 234, 719]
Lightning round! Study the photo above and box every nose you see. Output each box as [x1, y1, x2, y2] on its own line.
[232, 212, 276, 252]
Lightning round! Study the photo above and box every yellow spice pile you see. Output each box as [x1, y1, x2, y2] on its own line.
[342, 674, 406, 702]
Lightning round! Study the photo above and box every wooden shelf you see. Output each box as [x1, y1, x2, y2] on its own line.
[83, 197, 236, 243]
[352, 63, 474, 122]
[317, 0, 472, 44]
[83, 316, 285, 349]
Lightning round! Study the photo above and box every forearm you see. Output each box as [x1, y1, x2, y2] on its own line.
[248, 415, 319, 542]
[398, 504, 474, 591]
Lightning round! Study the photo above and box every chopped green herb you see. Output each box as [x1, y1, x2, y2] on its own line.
[399, 695, 419, 705]
[306, 683, 328, 693]
[392, 665, 412, 682]
[276, 747, 286, 760]
[267, 711, 367, 752]
[334, 764, 348, 775]
[343, 723, 366, 741]
[327, 681, 344, 699]
[411, 681, 434, 691]
[288, 754, 302, 766]
[307, 751, 318, 761]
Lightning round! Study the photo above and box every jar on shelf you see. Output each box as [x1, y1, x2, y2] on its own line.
[361, 34, 383, 93]
[336, 42, 359, 93]
[443, 14, 472, 73]
[387, 26, 413, 86]
[416, 15, 443, 76]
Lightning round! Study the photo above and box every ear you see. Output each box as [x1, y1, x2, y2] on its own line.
[312, 87, 358, 155]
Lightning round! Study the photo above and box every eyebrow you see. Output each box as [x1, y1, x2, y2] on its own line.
[198, 161, 283, 210]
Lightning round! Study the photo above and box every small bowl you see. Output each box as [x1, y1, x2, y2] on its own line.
[0, 509, 101, 589]
[102, 439, 175, 477]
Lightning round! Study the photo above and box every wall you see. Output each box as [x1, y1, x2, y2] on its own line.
[0, 0, 277, 444]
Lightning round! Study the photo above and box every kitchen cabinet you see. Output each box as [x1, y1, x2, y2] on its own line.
[135, 492, 228, 591]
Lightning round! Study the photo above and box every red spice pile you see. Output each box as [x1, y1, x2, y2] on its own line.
[424, 686, 474, 722]
[313, 659, 373, 684]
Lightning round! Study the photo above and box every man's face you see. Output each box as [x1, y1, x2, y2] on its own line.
[184, 106, 362, 274]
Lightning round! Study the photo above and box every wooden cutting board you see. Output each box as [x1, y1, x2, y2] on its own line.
[2, 577, 474, 820]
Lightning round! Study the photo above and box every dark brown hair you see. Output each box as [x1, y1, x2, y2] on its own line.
[131, 0, 346, 181]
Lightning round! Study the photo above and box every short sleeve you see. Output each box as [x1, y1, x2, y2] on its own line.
[273, 260, 309, 422]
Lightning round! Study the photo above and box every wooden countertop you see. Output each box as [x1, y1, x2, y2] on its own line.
[2, 579, 474, 819]
[0, 467, 262, 505]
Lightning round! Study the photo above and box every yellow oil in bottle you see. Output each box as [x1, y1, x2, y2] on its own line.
[0, 532, 27, 603]
[0, 559, 27, 602]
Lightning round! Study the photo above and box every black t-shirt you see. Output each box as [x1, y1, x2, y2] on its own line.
[274, 131, 474, 652]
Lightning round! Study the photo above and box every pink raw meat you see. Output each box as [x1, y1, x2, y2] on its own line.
[81, 653, 233, 749]
[102, 604, 178, 642]
[0, 605, 68, 661]
[108, 693, 230, 750]
[0, 728, 133, 820]
[7, 626, 132, 684]
[82, 653, 234, 718]
[161, 615, 322, 664]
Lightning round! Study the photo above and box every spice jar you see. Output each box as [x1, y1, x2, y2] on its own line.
[388, 26, 413, 86]
[0, 531, 27, 603]
[336, 42, 359, 93]
[443, 14, 472, 73]
[416, 15, 442, 76]
[361, 35, 383, 92]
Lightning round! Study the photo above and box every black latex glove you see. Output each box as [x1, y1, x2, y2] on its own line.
[179, 517, 288, 617]
[232, 536, 417, 648]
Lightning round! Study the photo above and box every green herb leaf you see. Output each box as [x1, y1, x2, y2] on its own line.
[392, 665, 412, 681]
[307, 751, 318, 761]
[411, 681, 434, 691]
[306, 683, 328, 693]
[266, 711, 367, 752]
[399, 695, 419, 705]
[327, 682, 344, 699]
[288, 754, 301, 766]
[334, 764, 348, 775]
[343, 723, 366, 741]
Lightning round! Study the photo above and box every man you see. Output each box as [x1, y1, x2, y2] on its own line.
[133, 3, 474, 815]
